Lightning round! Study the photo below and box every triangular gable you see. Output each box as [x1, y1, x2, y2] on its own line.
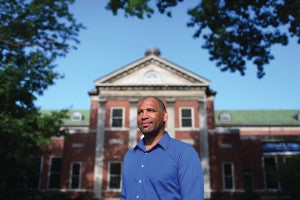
[94, 52, 210, 87]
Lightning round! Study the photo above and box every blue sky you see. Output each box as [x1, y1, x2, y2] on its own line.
[36, 0, 300, 111]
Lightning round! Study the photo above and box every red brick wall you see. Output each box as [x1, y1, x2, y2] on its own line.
[89, 99, 98, 129]
[175, 131, 201, 154]
[61, 133, 96, 189]
[206, 98, 215, 130]
[40, 133, 96, 190]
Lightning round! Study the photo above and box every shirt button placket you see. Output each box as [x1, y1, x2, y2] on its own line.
[136, 152, 147, 199]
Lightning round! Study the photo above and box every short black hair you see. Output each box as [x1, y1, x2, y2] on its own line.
[139, 96, 166, 111]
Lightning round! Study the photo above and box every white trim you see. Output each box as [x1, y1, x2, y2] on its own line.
[129, 101, 138, 148]
[179, 107, 194, 128]
[107, 161, 122, 191]
[110, 107, 125, 128]
[93, 102, 106, 198]
[37, 156, 43, 190]
[262, 156, 280, 190]
[222, 162, 235, 190]
[47, 156, 62, 189]
[69, 162, 82, 189]
[199, 101, 211, 199]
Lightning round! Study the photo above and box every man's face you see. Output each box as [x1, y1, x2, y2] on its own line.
[137, 98, 168, 136]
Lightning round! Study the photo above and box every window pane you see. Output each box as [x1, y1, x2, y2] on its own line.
[113, 109, 122, 117]
[71, 163, 81, 189]
[112, 118, 122, 127]
[49, 158, 62, 189]
[112, 109, 123, 127]
[109, 176, 121, 189]
[71, 176, 80, 189]
[182, 119, 192, 127]
[181, 109, 192, 127]
[182, 109, 191, 117]
[72, 163, 80, 175]
[110, 163, 121, 175]
[224, 164, 232, 175]
[49, 174, 61, 189]
[223, 163, 234, 189]
[51, 158, 62, 172]
[109, 162, 122, 189]
[264, 157, 278, 189]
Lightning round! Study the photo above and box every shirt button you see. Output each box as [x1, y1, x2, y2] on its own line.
[141, 164, 144, 168]
[138, 180, 142, 183]
[136, 195, 140, 198]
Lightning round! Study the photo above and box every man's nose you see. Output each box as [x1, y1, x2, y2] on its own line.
[140, 111, 149, 119]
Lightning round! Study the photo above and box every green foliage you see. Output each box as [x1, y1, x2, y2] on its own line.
[279, 154, 300, 200]
[105, 0, 300, 78]
[0, 0, 84, 190]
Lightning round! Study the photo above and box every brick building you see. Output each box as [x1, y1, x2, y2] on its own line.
[39, 48, 300, 199]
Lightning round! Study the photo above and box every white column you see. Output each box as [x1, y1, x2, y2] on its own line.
[129, 100, 138, 148]
[199, 100, 211, 199]
[166, 101, 175, 138]
[93, 99, 106, 199]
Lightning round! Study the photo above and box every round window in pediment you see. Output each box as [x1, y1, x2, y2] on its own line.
[144, 70, 161, 83]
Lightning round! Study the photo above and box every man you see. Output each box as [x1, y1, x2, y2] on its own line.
[120, 96, 204, 200]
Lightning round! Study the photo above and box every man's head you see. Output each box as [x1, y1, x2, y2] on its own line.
[137, 96, 168, 137]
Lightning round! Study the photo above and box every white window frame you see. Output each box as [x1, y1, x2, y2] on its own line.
[110, 107, 124, 128]
[108, 161, 122, 191]
[262, 156, 279, 190]
[222, 162, 235, 190]
[36, 156, 43, 190]
[47, 156, 62, 189]
[69, 162, 82, 189]
[179, 107, 194, 128]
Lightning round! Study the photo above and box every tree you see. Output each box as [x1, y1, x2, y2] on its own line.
[279, 154, 300, 200]
[0, 0, 84, 193]
[106, 0, 300, 78]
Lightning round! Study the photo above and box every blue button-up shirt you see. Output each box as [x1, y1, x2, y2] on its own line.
[120, 132, 204, 200]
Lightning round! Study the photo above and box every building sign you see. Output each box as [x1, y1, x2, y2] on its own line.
[262, 142, 300, 154]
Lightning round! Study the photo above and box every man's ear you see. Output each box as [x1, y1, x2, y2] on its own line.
[163, 111, 168, 122]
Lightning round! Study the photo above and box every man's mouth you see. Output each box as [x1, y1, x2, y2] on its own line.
[141, 122, 151, 127]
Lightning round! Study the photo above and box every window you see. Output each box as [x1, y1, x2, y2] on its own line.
[71, 111, 83, 121]
[263, 157, 279, 189]
[222, 162, 234, 190]
[111, 108, 124, 127]
[180, 108, 193, 127]
[70, 162, 82, 189]
[219, 111, 232, 122]
[144, 70, 161, 83]
[108, 162, 122, 190]
[243, 169, 253, 191]
[48, 157, 62, 189]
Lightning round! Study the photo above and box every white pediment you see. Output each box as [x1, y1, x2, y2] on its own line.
[94, 53, 210, 87]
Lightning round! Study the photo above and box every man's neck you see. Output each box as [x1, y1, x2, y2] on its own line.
[144, 131, 165, 151]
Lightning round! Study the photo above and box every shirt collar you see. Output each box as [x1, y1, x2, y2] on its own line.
[135, 132, 170, 152]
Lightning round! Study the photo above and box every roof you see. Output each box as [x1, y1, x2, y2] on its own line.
[215, 110, 300, 126]
[41, 110, 90, 126]
[93, 48, 211, 87]
[41, 109, 300, 126]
